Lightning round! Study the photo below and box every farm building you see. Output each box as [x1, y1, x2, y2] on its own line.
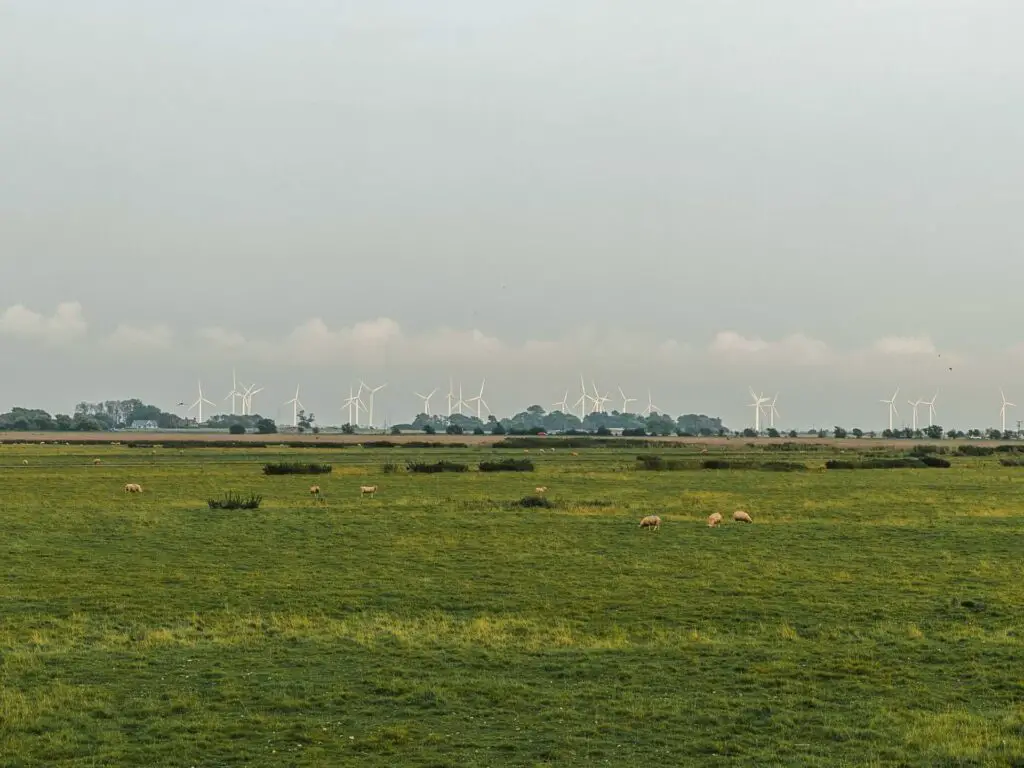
[129, 420, 159, 430]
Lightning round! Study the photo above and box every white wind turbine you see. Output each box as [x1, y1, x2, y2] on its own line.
[453, 382, 473, 416]
[641, 389, 662, 417]
[446, 378, 455, 418]
[922, 392, 938, 427]
[1000, 388, 1015, 432]
[553, 391, 569, 413]
[618, 386, 636, 414]
[240, 383, 263, 416]
[880, 387, 900, 431]
[361, 381, 386, 429]
[573, 375, 593, 421]
[748, 387, 769, 432]
[284, 385, 304, 427]
[590, 381, 611, 414]
[907, 397, 923, 431]
[766, 394, 780, 429]
[415, 388, 437, 416]
[224, 369, 241, 415]
[189, 380, 216, 424]
[466, 379, 491, 419]
[342, 384, 364, 426]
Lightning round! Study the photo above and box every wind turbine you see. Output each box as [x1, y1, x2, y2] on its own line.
[641, 390, 662, 417]
[766, 394, 780, 429]
[342, 384, 364, 426]
[573, 375, 592, 420]
[618, 386, 636, 414]
[466, 379, 491, 419]
[748, 387, 769, 432]
[284, 385, 304, 427]
[224, 369, 241, 415]
[188, 380, 215, 424]
[446, 378, 455, 418]
[553, 391, 569, 413]
[241, 383, 263, 416]
[880, 387, 900, 431]
[921, 392, 938, 427]
[907, 398, 923, 431]
[415, 388, 437, 416]
[361, 381, 386, 429]
[1000, 389, 1015, 432]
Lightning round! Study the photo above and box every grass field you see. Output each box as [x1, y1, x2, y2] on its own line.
[1, 441, 1022, 766]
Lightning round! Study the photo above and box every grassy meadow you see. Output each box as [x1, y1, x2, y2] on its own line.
[0, 439, 1022, 766]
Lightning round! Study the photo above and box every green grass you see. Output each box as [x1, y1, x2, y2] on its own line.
[1, 442, 1022, 766]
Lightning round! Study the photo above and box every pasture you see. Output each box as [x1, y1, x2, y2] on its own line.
[1, 440, 1022, 766]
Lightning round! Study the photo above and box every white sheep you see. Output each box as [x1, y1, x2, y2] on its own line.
[707, 512, 723, 527]
[639, 515, 662, 530]
[733, 510, 753, 523]
[360, 485, 378, 497]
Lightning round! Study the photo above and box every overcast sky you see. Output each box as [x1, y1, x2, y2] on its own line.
[2, 1, 1023, 430]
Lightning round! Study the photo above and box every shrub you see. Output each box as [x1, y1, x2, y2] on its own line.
[622, 427, 647, 437]
[208, 492, 263, 510]
[636, 454, 666, 470]
[255, 418, 277, 434]
[382, 459, 400, 474]
[957, 445, 996, 456]
[919, 455, 952, 468]
[517, 495, 553, 508]
[262, 462, 333, 475]
[406, 460, 468, 473]
[825, 458, 927, 470]
[702, 459, 731, 470]
[228, 424, 246, 435]
[479, 458, 534, 472]
[999, 458, 1024, 467]
[995, 444, 1024, 453]
[759, 462, 807, 472]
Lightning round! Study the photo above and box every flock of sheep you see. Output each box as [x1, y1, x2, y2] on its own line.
[640, 509, 753, 531]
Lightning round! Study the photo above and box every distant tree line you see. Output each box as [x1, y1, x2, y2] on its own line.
[0, 399, 275, 433]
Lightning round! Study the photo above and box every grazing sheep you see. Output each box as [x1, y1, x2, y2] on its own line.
[534, 486, 548, 494]
[360, 485, 377, 497]
[93, 458, 102, 465]
[571, 451, 579, 457]
[733, 510, 753, 523]
[639, 515, 662, 530]
[124, 483, 142, 493]
[309, 485, 321, 496]
[22, 459, 28, 465]
[707, 512, 723, 527]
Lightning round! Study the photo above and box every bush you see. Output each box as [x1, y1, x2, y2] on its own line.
[825, 458, 927, 470]
[995, 444, 1024, 453]
[228, 424, 246, 435]
[478, 458, 534, 472]
[957, 445, 996, 456]
[517, 495, 553, 508]
[262, 462, 333, 475]
[382, 459, 400, 474]
[999, 458, 1024, 467]
[919, 455, 952, 468]
[622, 427, 647, 437]
[406, 460, 468, 474]
[473, 427, 486, 435]
[208, 492, 263, 510]
[255, 418, 277, 434]
[702, 459, 731, 470]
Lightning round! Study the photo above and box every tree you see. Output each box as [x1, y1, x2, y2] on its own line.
[390, 426, 401, 435]
[596, 425, 612, 436]
[851, 428, 864, 438]
[229, 424, 246, 435]
[833, 426, 847, 439]
[882, 429, 894, 439]
[742, 428, 757, 438]
[472, 426, 485, 435]
[341, 423, 355, 435]
[491, 422, 506, 435]
[924, 425, 943, 440]
[446, 424, 464, 435]
[255, 418, 277, 434]
[423, 424, 436, 435]
[788, 430, 798, 438]
[766, 428, 780, 438]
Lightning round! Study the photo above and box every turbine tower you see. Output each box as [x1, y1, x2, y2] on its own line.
[415, 388, 437, 416]
[284, 385, 304, 427]
[880, 387, 900, 431]
[446, 378, 455, 418]
[618, 386, 636, 414]
[188, 380, 215, 424]
[224, 369, 241, 415]
[748, 387, 769, 432]
[466, 379, 491, 420]
[907, 398, 923, 431]
[921, 392, 937, 427]
[553, 391, 569, 413]
[240, 383, 263, 416]
[590, 382, 610, 414]
[361, 381, 386, 429]
[641, 390, 661, 417]
[1000, 389, 1015, 432]
[573, 375, 592, 420]
[342, 384, 364, 426]
[766, 394, 780, 429]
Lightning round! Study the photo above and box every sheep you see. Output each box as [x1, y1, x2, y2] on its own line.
[733, 510, 753, 523]
[571, 451, 580, 457]
[92, 458, 102, 466]
[123, 483, 142, 493]
[22, 459, 28, 465]
[707, 512, 723, 527]
[309, 485, 321, 496]
[360, 485, 378, 497]
[639, 515, 662, 530]
[534, 486, 548, 494]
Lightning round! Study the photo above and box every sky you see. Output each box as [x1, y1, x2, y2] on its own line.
[2, 1, 1024, 430]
